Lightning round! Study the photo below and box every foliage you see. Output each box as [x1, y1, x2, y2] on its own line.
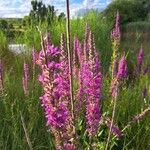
[104, 0, 150, 24]
[0, 19, 15, 31]
[22, 0, 65, 27]
[0, 30, 7, 51]
[0, 30, 15, 66]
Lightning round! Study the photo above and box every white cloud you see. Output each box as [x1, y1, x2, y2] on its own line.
[0, 0, 66, 18]
[0, 0, 111, 18]
[71, 0, 109, 17]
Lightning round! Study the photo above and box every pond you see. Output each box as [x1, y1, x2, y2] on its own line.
[8, 44, 28, 54]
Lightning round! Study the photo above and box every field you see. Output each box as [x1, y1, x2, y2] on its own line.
[0, 3, 150, 150]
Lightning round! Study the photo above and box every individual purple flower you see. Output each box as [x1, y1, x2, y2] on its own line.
[137, 45, 144, 73]
[56, 143, 76, 150]
[142, 87, 147, 99]
[110, 79, 119, 99]
[63, 143, 76, 150]
[46, 102, 69, 129]
[143, 66, 149, 75]
[22, 63, 29, 96]
[117, 55, 128, 80]
[113, 58, 118, 77]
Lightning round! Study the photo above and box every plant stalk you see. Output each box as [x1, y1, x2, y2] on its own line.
[66, 0, 75, 123]
[20, 112, 33, 150]
[105, 96, 117, 150]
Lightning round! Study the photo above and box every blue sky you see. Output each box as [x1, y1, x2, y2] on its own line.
[0, 0, 112, 18]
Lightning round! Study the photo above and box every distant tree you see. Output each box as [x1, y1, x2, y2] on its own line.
[25, 0, 64, 27]
[58, 12, 66, 22]
[104, 0, 150, 24]
[31, 0, 38, 12]
[0, 20, 8, 30]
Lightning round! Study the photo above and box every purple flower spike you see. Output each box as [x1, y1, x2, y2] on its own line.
[117, 55, 128, 80]
[137, 45, 144, 73]
[110, 79, 119, 99]
[113, 58, 118, 77]
[142, 87, 147, 99]
[132, 106, 150, 123]
[46, 102, 69, 129]
[82, 32, 102, 136]
[105, 118, 123, 138]
[37, 33, 76, 149]
[111, 11, 121, 41]
[32, 48, 38, 65]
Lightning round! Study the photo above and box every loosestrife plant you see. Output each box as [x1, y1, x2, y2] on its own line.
[36, 22, 102, 149]
[34, 11, 150, 150]
[137, 45, 144, 74]
[110, 11, 121, 79]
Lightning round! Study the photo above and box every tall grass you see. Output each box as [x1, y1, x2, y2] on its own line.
[0, 30, 15, 66]
[17, 11, 112, 70]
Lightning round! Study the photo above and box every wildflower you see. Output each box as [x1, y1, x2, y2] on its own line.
[63, 143, 76, 150]
[105, 118, 123, 138]
[38, 34, 75, 149]
[113, 58, 118, 77]
[142, 87, 147, 99]
[32, 48, 38, 65]
[137, 45, 144, 73]
[111, 11, 121, 41]
[143, 66, 148, 75]
[58, 34, 72, 109]
[38, 40, 69, 129]
[110, 55, 127, 98]
[46, 102, 69, 129]
[110, 79, 119, 99]
[132, 106, 150, 122]
[117, 55, 128, 80]
[83, 32, 102, 136]
[110, 11, 121, 79]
